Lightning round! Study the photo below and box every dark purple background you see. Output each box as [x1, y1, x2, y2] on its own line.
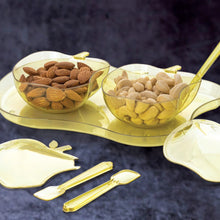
[0, 1, 219, 219]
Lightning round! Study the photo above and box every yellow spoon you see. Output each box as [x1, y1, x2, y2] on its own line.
[34, 161, 113, 201]
[63, 169, 141, 212]
[180, 42, 220, 111]
[191, 42, 220, 84]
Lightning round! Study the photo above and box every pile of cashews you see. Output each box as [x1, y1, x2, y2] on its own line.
[107, 70, 188, 127]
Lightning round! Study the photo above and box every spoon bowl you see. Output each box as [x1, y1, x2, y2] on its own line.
[111, 169, 141, 184]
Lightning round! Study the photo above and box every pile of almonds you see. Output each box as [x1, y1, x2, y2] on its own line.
[18, 61, 95, 111]
[107, 71, 188, 126]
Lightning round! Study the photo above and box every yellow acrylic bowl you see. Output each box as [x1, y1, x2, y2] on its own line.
[102, 64, 201, 128]
[12, 51, 110, 113]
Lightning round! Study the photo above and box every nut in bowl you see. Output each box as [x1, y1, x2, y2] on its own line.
[102, 64, 201, 128]
[13, 51, 110, 113]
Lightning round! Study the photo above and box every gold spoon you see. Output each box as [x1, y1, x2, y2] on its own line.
[34, 161, 113, 201]
[179, 42, 220, 111]
[63, 169, 141, 212]
[191, 42, 220, 84]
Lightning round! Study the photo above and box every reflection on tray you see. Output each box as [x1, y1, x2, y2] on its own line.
[108, 115, 186, 137]
[20, 101, 109, 127]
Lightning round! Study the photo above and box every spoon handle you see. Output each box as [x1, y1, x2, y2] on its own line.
[59, 161, 113, 190]
[63, 179, 117, 212]
[192, 42, 220, 83]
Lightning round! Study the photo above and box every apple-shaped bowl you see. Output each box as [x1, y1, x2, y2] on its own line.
[12, 51, 110, 113]
[102, 64, 201, 128]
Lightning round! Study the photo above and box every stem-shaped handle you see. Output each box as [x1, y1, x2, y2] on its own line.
[59, 161, 113, 190]
[63, 180, 117, 212]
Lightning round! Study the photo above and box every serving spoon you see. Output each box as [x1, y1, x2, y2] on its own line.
[34, 161, 113, 201]
[63, 169, 141, 212]
[179, 42, 220, 111]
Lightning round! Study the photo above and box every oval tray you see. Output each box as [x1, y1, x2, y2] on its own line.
[0, 70, 219, 147]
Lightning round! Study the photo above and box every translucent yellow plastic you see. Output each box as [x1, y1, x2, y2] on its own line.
[102, 64, 201, 128]
[0, 139, 80, 188]
[34, 161, 113, 201]
[0, 69, 219, 147]
[12, 51, 110, 113]
[180, 42, 220, 111]
[164, 119, 220, 182]
[63, 169, 140, 212]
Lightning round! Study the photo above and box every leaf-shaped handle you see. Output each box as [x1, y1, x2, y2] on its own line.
[63, 180, 117, 212]
[59, 161, 113, 190]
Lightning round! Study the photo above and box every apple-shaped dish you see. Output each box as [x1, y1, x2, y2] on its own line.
[102, 64, 201, 128]
[12, 51, 110, 113]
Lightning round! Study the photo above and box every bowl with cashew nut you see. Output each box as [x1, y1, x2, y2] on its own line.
[102, 64, 200, 128]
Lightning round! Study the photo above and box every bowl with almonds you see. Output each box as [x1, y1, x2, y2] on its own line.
[12, 51, 110, 113]
[102, 64, 201, 128]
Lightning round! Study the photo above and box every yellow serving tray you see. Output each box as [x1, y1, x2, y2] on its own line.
[0, 71, 219, 147]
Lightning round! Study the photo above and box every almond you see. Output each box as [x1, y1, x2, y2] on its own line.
[73, 86, 88, 93]
[51, 83, 66, 89]
[46, 66, 57, 78]
[65, 89, 83, 101]
[32, 97, 50, 108]
[40, 71, 47, 77]
[26, 75, 34, 82]
[44, 61, 58, 70]
[64, 79, 80, 88]
[37, 67, 47, 76]
[77, 62, 93, 71]
[61, 97, 75, 108]
[51, 102, 64, 110]
[52, 76, 70, 83]
[26, 87, 46, 98]
[32, 77, 52, 85]
[23, 67, 38, 75]
[55, 69, 71, 76]
[46, 87, 66, 102]
[77, 68, 92, 84]
[19, 83, 28, 92]
[70, 68, 80, 79]
[55, 62, 75, 69]
[19, 74, 26, 82]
